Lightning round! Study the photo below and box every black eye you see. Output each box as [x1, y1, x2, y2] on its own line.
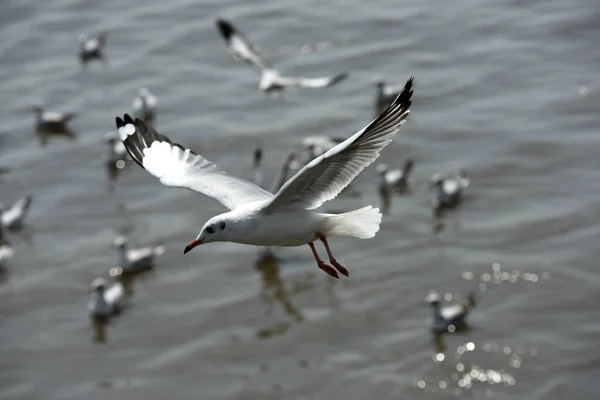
[206, 225, 215, 234]
[220, 222, 226, 230]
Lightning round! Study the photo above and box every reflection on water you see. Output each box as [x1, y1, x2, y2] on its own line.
[35, 127, 77, 147]
[254, 251, 304, 339]
[91, 317, 108, 344]
[417, 339, 539, 396]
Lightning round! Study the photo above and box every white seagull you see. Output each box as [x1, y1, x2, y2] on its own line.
[376, 158, 414, 196]
[133, 87, 158, 121]
[373, 77, 408, 113]
[112, 235, 165, 275]
[32, 104, 76, 132]
[87, 277, 124, 321]
[116, 77, 414, 278]
[0, 195, 33, 231]
[426, 291, 476, 334]
[430, 170, 470, 210]
[216, 18, 348, 94]
[78, 32, 107, 62]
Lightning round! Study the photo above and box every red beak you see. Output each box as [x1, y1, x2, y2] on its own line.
[183, 238, 203, 254]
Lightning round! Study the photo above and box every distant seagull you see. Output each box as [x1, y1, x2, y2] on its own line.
[252, 145, 265, 189]
[0, 195, 33, 231]
[374, 77, 407, 114]
[301, 135, 345, 161]
[87, 277, 124, 322]
[430, 170, 470, 210]
[0, 225, 14, 270]
[269, 151, 297, 194]
[78, 32, 107, 63]
[426, 291, 476, 334]
[133, 87, 158, 121]
[216, 18, 348, 94]
[104, 131, 128, 170]
[376, 158, 414, 196]
[112, 235, 165, 275]
[32, 104, 76, 133]
[115, 77, 414, 278]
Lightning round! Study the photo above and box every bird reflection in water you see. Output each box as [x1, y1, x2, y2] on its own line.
[36, 126, 77, 147]
[254, 251, 304, 339]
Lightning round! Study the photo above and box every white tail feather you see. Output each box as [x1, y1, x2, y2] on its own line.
[324, 206, 382, 239]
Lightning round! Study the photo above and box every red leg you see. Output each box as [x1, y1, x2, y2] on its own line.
[316, 233, 350, 277]
[308, 242, 339, 279]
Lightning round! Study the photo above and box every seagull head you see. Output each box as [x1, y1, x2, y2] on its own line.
[184, 217, 229, 254]
[139, 87, 151, 97]
[32, 103, 44, 114]
[425, 291, 441, 306]
[90, 278, 107, 293]
[113, 235, 128, 248]
[375, 163, 389, 175]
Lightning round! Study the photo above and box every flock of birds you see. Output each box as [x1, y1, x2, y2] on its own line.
[1, 17, 476, 345]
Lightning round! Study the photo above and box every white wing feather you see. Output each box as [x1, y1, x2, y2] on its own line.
[116, 115, 273, 210]
[265, 77, 414, 212]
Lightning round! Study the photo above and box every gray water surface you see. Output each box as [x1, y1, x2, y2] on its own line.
[1, 0, 599, 399]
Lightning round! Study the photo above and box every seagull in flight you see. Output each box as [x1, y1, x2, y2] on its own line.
[216, 18, 348, 94]
[115, 77, 414, 278]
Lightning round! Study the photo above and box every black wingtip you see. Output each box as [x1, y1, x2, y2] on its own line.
[115, 117, 123, 128]
[123, 114, 134, 124]
[216, 18, 235, 40]
[330, 72, 349, 86]
[391, 76, 415, 109]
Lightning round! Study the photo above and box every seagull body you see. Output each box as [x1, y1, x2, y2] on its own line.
[33, 105, 75, 132]
[0, 195, 33, 231]
[87, 277, 124, 320]
[116, 77, 414, 278]
[113, 235, 165, 274]
[133, 87, 158, 121]
[216, 18, 348, 94]
[78, 32, 107, 62]
[431, 170, 470, 210]
[376, 158, 414, 195]
[426, 291, 476, 334]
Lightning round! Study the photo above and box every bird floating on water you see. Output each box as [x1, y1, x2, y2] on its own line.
[376, 158, 414, 196]
[133, 87, 158, 122]
[112, 235, 165, 276]
[426, 291, 476, 334]
[78, 32, 107, 63]
[430, 170, 470, 211]
[0, 195, 33, 232]
[374, 77, 408, 115]
[104, 131, 128, 170]
[32, 104, 76, 133]
[300, 135, 345, 162]
[115, 77, 414, 278]
[216, 18, 348, 94]
[87, 277, 124, 322]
